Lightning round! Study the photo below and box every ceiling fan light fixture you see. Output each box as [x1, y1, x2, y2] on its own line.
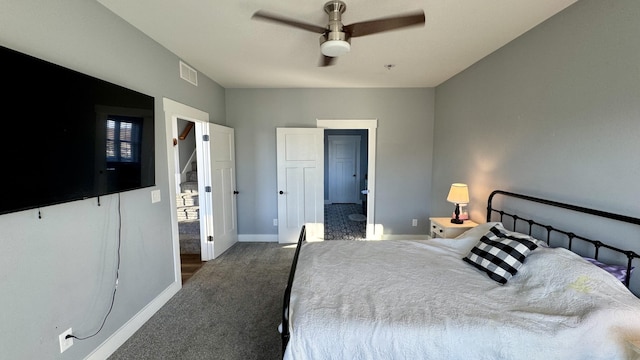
[252, 1, 425, 66]
[320, 39, 351, 57]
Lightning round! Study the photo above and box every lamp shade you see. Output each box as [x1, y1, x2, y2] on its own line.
[447, 183, 469, 204]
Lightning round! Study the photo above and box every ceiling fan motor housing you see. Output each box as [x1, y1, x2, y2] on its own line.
[320, 1, 351, 57]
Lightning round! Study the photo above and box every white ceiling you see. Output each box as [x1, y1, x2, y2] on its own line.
[97, 0, 578, 89]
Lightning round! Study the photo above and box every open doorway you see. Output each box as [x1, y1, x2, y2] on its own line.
[324, 130, 368, 240]
[171, 118, 239, 280]
[175, 118, 203, 283]
[317, 119, 378, 240]
[164, 98, 210, 285]
[165, 99, 239, 283]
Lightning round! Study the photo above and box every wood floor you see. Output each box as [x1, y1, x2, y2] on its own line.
[180, 253, 204, 284]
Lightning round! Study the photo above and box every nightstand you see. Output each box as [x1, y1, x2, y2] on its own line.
[429, 217, 478, 239]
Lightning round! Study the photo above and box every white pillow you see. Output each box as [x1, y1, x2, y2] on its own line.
[456, 221, 548, 248]
[454, 222, 501, 240]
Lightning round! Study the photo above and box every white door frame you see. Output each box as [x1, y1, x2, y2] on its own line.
[163, 98, 213, 285]
[317, 119, 378, 239]
[193, 122, 215, 260]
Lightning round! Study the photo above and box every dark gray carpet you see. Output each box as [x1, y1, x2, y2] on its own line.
[109, 242, 295, 360]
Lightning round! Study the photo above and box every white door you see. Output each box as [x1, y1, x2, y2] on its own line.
[276, 128, 324, 243]
[209, 123, 238, 257]
[328, 135, 360, 204]
[196, 123, 238, 260]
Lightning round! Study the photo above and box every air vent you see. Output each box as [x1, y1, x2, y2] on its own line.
[179, 61, 198, 86]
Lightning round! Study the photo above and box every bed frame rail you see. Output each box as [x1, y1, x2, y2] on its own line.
[487, 190, 640, 287]
[281, 224, 306, 356]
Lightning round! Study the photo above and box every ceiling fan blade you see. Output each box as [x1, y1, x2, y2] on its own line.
[319, 55, 337, 67]
[343, 10, 425, 38]
[252, 10, 327, 34]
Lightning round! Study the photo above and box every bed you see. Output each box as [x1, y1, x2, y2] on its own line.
[280, 190, 640, 359]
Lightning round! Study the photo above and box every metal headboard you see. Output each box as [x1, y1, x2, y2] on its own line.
[486, 190, 640, 287]
[281, 225, 306, 357]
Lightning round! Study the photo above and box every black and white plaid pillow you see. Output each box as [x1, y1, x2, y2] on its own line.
[463, 224, 539, 284]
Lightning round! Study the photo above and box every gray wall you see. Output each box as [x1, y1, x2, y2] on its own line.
[226, 88, 435, 236]
[6, 0, 638, 357]
[0, 1, 225, 359]
[433, 0, 640, 221]
[433, 0, 640, 291]
[178, 119, 197, 177]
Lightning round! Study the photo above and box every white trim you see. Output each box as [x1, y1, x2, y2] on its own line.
[163, 98, 210, 281]
[317, 119, 378, 129]
[85, 282, 181, 360]
[163, 98, 208, 121]
[238, 234, 278, 242]
[317, 119, 379, 239]
[194, 122, 215, 260]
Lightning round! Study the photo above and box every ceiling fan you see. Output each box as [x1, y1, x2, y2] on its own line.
[252, 1, 425, 66]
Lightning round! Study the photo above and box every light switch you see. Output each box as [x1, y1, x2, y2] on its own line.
[151, 189, 161, 203]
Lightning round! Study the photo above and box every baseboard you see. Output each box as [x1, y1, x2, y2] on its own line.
[84, 281, 181, 360]
[238, 234, 278, 242]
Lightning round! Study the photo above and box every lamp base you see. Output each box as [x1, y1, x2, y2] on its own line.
[450, 218, 464, 224]
[453, 209, 469, 220]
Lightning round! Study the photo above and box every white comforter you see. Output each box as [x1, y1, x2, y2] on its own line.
[284, 233, 640, 360]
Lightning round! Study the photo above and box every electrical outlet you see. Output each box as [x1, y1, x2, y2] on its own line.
[273, 219, 278, 226]
[59, 328, 73, 353]
[412, 219, 418, 226]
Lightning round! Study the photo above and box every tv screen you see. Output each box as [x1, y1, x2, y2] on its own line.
[1, 45, 155, 215]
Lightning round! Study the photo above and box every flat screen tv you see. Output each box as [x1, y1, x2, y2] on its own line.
[1, 44, 155, 215]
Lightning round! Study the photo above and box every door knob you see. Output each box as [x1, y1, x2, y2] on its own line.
[233, 191, 239, 194]
[279, 191, 284, 194]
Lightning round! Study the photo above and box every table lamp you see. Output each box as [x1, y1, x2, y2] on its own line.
[447, 183, 469, 224]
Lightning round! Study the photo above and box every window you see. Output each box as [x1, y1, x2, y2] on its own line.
[106, 115, 142, 163]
